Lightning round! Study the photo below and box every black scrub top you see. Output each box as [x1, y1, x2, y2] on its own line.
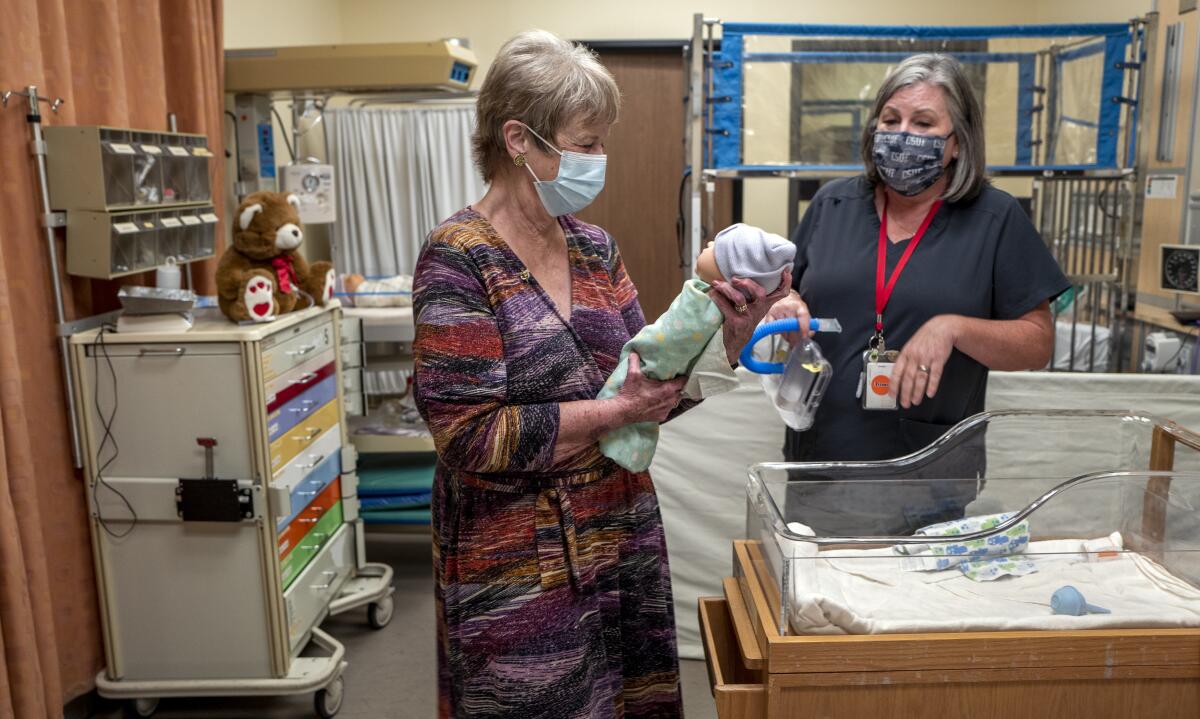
[786, 176, 1069, 465]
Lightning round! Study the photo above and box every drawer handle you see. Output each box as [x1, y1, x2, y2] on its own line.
[299, 454, 326, 470]
[287, 343, 318, 357]
[139, 347, 186, 357]
[311, 531, 330, 540]
[311, 571, 339, 590]
[289, 405, 314, 415]
[292, 427, 322, 442]
[288, 372, 319, 385]
[297, 517, 319, 525]
[296, 489, 319, 497]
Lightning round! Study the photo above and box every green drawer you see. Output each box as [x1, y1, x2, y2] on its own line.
[280, 501, 343, 590]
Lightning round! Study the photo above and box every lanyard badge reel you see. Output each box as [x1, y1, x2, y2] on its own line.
[862, 198, 942, 411]
[741, 317, 841, 431]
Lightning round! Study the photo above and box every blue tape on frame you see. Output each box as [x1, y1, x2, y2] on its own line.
[744, 51, 1032, 64]
[1016, 56, 1036, 165]
[711, 32, 744, 168]
[1096, 32, 1131, 167]
[722, 22, 1130, 40]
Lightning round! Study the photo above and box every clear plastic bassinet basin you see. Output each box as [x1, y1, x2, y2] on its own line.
[743, 410, 1200, 636]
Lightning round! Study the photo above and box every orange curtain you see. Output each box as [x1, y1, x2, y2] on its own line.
[0, 1, 225, 714]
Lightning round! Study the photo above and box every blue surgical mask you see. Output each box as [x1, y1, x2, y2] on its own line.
[520, 124, 606, 216]
[872, 130, 949, 197]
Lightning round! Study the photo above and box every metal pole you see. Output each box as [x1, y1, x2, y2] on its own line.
[24, 86, 84, 467]
[687, 13, 705, 277]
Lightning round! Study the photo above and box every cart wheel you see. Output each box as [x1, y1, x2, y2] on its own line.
[314, 675, 344, 718]
[123, 698, 159, 718]
[367, 595, 394, 630]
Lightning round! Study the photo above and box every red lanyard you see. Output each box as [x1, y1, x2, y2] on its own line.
[875, 198, 942, 334]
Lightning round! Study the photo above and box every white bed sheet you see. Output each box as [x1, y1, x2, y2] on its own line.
[786, 539, 1200, 634]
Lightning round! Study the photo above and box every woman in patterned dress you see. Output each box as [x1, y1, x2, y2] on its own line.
[413, 30, 788, 719]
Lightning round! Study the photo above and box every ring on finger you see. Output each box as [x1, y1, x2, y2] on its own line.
[917, 364, 930, 373]
[734, 303, 748, 314]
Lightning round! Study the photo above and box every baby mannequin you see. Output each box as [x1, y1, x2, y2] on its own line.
[597, 223, 795, 471]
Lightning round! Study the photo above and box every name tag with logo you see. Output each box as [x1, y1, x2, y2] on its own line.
[858, 349, 900, 410]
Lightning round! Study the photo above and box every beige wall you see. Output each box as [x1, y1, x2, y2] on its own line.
[226, 1, 1151, 69]
[224, 0, 1153, 238]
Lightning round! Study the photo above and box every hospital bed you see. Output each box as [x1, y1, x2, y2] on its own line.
[699, 410, 1200, 718]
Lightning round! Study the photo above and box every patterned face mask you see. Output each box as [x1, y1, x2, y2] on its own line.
[871, 130, 950, 197]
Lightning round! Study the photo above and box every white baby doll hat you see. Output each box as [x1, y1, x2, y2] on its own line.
[713, 223, 797, 293]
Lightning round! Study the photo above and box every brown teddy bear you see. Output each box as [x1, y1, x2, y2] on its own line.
[216, 191, 336, 323]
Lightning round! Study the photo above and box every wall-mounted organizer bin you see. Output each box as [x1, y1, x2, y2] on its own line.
[67, 206, 219, 279]
[44, 125, 214, 211]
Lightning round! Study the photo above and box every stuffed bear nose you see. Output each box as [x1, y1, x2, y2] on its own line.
[292, 229, 300, 238]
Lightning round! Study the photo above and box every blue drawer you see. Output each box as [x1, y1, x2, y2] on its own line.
[267, 374, 338, 444]
[276, 450, 341, 532]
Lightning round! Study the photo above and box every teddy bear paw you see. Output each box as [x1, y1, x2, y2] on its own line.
[321, 268, 336, 304]
[245, 276, 276, 322]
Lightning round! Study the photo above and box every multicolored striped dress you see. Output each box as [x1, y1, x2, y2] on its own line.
[413, 208, 684, 719]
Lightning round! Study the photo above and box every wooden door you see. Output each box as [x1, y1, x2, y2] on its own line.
[577, 45, 688, 320]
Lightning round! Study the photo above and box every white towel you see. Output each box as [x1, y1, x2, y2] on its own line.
[784, 537, 1200, 635]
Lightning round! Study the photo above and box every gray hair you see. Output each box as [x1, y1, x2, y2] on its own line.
[861, 53, 986, 202]
[473, 30, 620, 183]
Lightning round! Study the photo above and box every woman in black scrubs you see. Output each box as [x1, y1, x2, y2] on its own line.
[767, 53, 1070, 534]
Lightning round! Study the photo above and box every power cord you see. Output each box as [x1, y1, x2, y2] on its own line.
[92, 325, 137, 538]
[270, 105, 296, 162]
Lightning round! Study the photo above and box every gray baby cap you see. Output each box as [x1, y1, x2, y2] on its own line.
[713, 223, 796, 293]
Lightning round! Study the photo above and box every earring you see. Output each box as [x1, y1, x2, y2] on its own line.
[513, 154, 527, 167]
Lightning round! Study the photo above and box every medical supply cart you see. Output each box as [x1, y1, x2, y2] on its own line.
[69, 304, 393, 718]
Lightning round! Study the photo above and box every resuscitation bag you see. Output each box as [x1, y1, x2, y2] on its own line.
[740, 318, 838, 431]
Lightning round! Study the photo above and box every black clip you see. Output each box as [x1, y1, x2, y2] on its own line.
[1111, 96, 1138, 106]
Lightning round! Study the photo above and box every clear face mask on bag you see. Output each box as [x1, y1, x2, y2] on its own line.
[740, 318, 840, 431]
[518, 123, 607, 216]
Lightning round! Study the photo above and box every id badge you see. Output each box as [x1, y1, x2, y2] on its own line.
[858, 349, 900, 410]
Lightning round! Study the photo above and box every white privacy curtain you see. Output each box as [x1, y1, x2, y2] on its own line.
[325, 105, 485, 276]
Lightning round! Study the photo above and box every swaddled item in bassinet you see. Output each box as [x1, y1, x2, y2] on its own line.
[343, 274, 413, 307]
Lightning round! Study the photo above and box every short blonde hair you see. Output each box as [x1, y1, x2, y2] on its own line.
[473, 30, 620, 183]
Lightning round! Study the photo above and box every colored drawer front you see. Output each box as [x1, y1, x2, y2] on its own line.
[278, 476, 341, 560]
[265, 351, 336, 413]
[285, 523, 354, 652]
[267, 374, 338, 443]
[269, 400, 340, 475]
[280, 500, 343, 590]
[261, 321, 334, 383]
[272, 426, 342, 499]
[275, 450, 341, 531]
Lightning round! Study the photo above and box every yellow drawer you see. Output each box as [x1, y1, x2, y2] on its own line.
[261, 320, 335, 383]
[270, 400, 341, 476]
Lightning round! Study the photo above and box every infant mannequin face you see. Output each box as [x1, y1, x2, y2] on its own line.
[695, 241, 725, 284]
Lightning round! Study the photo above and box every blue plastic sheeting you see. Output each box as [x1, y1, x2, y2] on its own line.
[711, 32, 743, 171]
[723, 22, 1130, 39]
[711, 22, 1135, 170]
[1096, 33, 1131, 167]
[744, 51, 1033, 64]
[1016, 56, 1036, 165]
